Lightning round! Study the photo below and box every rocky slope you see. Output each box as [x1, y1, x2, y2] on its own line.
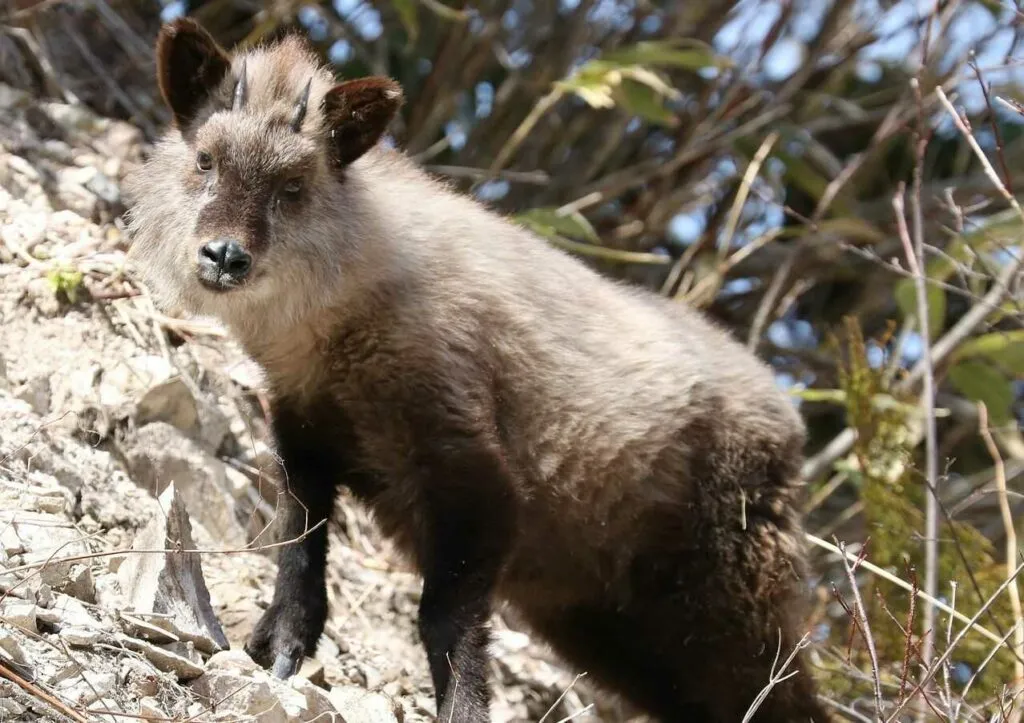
[0, 82, 633, 722]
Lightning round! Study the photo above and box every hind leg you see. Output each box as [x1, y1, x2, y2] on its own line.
[524, 604, 714, 723]
[622, 520, 831, 722]
[526, 597, 826, 723]
[517, 514, 830, 723]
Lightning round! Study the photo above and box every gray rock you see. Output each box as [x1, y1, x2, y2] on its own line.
[117, 611, 180, 645]
[51, 669, 117, 707]
[24, 277, 61, 316]
[286, 676, 343, 721]
[47, 363, 102, 424]
[98, 354, 174, 409]
[0, 599, 36, 632]
[136, 377, 200, 434]
[223, 465, 251, 500]
[121, 422, 247, 548]
[36, 593, 103, 629]
[0, 697, 26, 717]
[116, 482, 229, 655]
[138, 696, 167, 719]
[56, 562, 94, 603]
[206, 649, 260, 675]
[0, 525, 23, 556]
[0, 626, 28, 665]
[329, 686, 403, 723]
[195, 398, 232, 454]
[299, 657, 326, 687]
[190, 670, 289, 723]
[290, 675, 342, 720]
[0, 509, 91, 593]
[119, 658, 162, 698]
[117, 633, 205, 682]
[87, 697, 125, 716]
[34, 583, 52, 607]
[12, 375, 49, 415]
[58, 625, 104, 647]
[84, 170, 120, 205]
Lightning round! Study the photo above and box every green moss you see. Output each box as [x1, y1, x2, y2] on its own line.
[818, 318, 1020, 710]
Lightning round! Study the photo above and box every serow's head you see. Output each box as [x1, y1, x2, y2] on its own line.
[125, 18, 403, 322]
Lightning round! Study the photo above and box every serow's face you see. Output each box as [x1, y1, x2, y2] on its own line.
[125, 18, 402, 317]
[182, 110, 321, 298]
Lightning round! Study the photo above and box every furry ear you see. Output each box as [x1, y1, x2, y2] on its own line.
[155, 18, 231, 129]
[321, 77, 404, 168]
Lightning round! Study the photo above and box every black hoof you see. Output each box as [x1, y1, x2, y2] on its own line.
[272, 651, 300, 679]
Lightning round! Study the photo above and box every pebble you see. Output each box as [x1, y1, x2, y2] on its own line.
[0, 628, 28, 665]
[0, 599, 37, 632]
[116, 633, 205, 681]
[59, 625, 104, 646]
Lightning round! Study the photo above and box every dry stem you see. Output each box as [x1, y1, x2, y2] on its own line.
[979, 401, 1024, 723]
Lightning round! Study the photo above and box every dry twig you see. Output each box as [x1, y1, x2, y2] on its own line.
[978, 401, 1024, 723]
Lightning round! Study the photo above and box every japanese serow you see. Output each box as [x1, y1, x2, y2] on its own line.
[125, 18, 831, 723]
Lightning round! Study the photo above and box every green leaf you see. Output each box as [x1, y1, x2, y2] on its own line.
[790, 388, 948, 417]
[948, 360, 1015, 426]
[558, 61, 682, 114]
[556, 66, 617, 108]
[45, 265, 83, 303]
[391, 0, 419, 43]
[894, 276, 945, 340]
[951, 330, 1024, 374]
[791, 388, 846, 404]
[546, 236, 672, 265]
[613, 78, 678, 127]
[600, 39, 729, 71]
[515, 207, 600, 243]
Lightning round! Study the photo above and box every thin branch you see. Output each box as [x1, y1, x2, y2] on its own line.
[805, 534, 1005, 647]
[837, 539, 884, 719]
[741, 630, 812, 723]
[893, 111, 940, 688]
[885, 557, 1024, 721]
[802, 86, 1024, 483]
[489, 88, 564, 174]
[979, 401, 1024, 723]
[0, 517, 328, 577]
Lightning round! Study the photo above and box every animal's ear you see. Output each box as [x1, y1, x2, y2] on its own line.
[322, 77, 404, 168]
[155, 18, 231, 129]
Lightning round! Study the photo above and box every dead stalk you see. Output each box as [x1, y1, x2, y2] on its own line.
[893, 169, 940, 704]
[741, 630, 812, 723]
[886, 558, 1024, 721]
[978, 401, 1024, 723]
[0, 658, 90, 723]
[838, 539, 884, 718]
[0, 517, 327, 578]
[806, 534, 1005, 647]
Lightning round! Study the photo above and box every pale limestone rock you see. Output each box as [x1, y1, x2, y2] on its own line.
[329, 686, 402, 723]
[116, 482, 229, 655]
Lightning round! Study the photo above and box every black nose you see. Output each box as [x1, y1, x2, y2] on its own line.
[199, 238, 252, 278]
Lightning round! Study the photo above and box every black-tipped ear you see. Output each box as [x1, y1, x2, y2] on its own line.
[155, 18, 231, 129]
[322, 77, 404, 168]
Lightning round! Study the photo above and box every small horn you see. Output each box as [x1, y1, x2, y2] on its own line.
[290, 78, 313, 132]
[232, 59, 247, 111]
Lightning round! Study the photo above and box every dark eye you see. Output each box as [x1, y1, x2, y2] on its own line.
[196, 151, 214, 172]
[281, 178, 303, 200]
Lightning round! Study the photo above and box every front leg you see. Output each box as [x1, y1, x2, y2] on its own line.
[244, 402, 339, 678]
[413, 440, 516, 722]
